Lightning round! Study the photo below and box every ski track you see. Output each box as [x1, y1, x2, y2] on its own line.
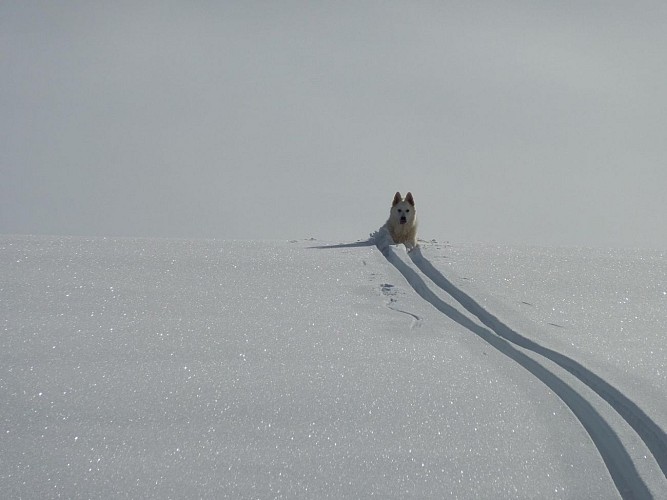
[408, 247, 667, 481]
[376, 241, 665, 500]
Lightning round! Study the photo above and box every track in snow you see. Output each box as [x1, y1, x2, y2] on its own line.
[380, 283, 423, 328]
[376, 241, 667, 500]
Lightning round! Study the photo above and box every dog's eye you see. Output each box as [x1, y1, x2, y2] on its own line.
[405, 209, 410, 213]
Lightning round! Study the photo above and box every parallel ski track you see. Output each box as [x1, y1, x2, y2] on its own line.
[377, 243, 666, 499]
[409, 247, 667, 476]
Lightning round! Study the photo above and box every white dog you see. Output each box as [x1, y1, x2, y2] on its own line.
[385, 191, 418, 250]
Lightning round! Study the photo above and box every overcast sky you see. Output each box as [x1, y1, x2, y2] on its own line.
[2, 1, 667, 248]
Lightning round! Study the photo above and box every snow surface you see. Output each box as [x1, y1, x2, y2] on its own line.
[1, 235, 666, 499]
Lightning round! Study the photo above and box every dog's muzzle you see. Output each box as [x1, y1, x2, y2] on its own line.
[400, 217, 407, 224]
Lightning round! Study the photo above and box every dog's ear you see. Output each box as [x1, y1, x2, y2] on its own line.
[405, 192, 415, 206]
[392, 192, 402, 206]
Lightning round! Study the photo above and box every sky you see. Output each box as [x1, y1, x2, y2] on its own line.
[2, 1, 667, 248]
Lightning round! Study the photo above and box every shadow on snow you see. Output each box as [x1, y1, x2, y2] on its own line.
[377, 243, 659, 499]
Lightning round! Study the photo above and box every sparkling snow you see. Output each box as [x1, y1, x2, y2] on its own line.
[1, 236, 666, 499]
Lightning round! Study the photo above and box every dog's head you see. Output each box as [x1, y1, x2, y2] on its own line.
[390, 191, 416, 225]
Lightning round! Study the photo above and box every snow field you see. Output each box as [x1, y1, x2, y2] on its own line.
[1, 236, 666, 498]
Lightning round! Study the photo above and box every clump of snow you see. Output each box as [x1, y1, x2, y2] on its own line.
[1, 236, 665, 498]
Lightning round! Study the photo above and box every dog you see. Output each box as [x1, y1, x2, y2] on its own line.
[385, 191, 418, 250]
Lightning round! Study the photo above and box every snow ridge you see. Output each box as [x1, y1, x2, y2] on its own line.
[375, 239, 662, 499]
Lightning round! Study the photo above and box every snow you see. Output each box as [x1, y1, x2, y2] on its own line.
[1, 235, 666, 499]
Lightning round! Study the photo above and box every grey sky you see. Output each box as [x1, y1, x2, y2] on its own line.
[2, 1, 666, 248]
